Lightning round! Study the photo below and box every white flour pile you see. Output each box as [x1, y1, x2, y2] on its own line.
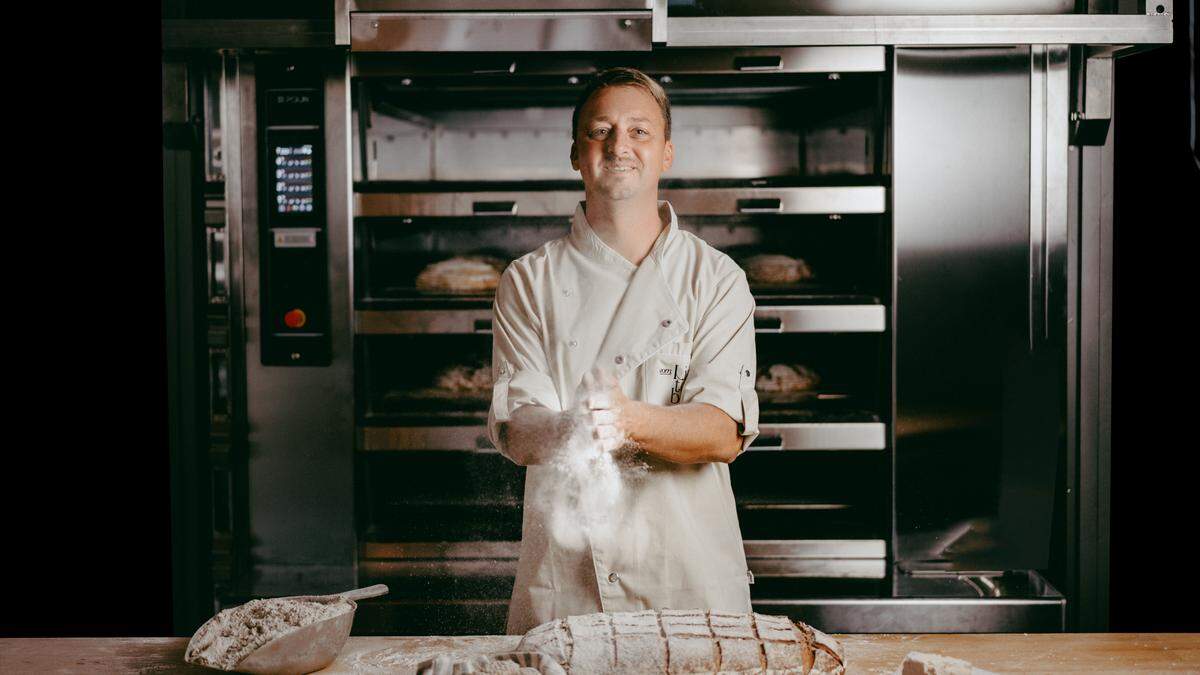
[185, 597, 352, 670]
[539, 375, 647, 551]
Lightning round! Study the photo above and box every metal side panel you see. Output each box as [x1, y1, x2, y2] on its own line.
[1073, 63, 1115, 632]
[893, 47, 1067, 574]
[164, 57, 214, 634]
[234, 55, 357, 596]
[350, 11, 652, 52]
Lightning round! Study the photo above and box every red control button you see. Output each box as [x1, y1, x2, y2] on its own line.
[284, 308, 307, 328]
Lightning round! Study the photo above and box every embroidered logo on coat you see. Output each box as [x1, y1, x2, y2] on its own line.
[657, 363, 689, 404]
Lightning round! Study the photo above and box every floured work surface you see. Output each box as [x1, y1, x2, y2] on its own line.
[4, 633, 1197, 673]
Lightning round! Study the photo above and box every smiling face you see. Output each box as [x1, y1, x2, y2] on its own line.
[570, 85, 674, 202]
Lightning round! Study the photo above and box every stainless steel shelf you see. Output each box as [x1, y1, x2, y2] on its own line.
[360, 539, 886, 579]
[357, 305, 886, 335]
[755, 596, 1065, 632]
[663, 187, 886, 215]
[350, 0, 652, 8]
[753, 422, 887, 451]
[350, 46, 887, 77]
[354, 186, 886, 218]
[360, 422, 886, 451]
[357, 309, 494, 335]
[361, 425, 498, 452]
[351, 11, 653, 52]
[666, 14, 1172, 48]
[755, 305, 886, 333]
[163, 19, 335, 50]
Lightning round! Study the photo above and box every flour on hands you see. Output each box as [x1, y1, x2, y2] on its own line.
[539, 366, 647, 551]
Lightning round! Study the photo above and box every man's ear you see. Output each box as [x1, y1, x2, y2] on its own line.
[570, 141, 578, 171]
[662, 140, 674, 172]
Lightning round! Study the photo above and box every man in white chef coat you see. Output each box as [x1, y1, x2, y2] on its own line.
[487, 67, 760, 635]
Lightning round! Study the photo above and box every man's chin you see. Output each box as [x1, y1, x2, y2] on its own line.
[594, 190, 638, 202]
[591, 182, 641, 201]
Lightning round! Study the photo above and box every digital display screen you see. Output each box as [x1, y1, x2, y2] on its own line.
[273, 143, 314, 214]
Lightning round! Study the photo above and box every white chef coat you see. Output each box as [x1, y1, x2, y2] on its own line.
[487, 199, 760, 635]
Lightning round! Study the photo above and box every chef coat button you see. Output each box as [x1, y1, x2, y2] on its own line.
[661, 319, 671, 327]
[614, 355, 624, 364]
[569, 339, 578, 348]
[562, 288, 572, 297]
[608, 572, 619, 583]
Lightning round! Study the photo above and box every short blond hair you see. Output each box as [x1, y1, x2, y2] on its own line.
[571, 66, 672, 141]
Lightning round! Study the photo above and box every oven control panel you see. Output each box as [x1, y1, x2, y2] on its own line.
[258, 59, 329, 366]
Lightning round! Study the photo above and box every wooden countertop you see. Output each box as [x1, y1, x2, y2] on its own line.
[2, 633, 1197, 673]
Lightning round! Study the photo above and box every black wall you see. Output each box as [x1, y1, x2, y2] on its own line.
[1109, 0, 1200, 633]
[3, 5, 1196, 637]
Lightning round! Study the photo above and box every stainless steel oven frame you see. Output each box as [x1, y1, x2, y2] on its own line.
[163, 0, 1166, 635]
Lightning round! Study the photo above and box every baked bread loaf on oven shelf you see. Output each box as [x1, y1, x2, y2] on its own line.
[434, 362, 493, 394]
[415, 254, 509, 293]
[742, 254, 814, 285]
[756, 364, 821, 404]
[516, 609, 845, 674]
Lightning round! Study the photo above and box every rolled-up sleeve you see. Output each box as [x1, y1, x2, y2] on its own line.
[487, 264, 561, 460]
[680, 267, 760, 456]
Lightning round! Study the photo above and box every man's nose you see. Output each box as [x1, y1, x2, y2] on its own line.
[605, 132, 631, 156]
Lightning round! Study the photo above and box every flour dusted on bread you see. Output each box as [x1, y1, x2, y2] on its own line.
[415, 254, 507, 293]
[516, 609, 845, 674]
[743, 253, 814, 285]
[185, 597, 352, 670]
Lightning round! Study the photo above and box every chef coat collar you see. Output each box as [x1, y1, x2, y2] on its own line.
[577, 199, 688, 380]
[569, 199, 679, 271]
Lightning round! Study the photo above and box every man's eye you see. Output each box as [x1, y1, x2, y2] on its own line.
[591, 128, 609, 137]
[634, 129, 648, 136]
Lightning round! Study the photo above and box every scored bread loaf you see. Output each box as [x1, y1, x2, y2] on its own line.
[516, 609, 844, 674]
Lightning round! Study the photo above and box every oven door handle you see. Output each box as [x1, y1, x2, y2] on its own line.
[473, 200, 518, 216]
[754, 316, 784, 333]
[737, 198, 783, 214]
[748, 435, 785, 451]
[734, 55, 784, 72]
[472, 61, 517, 75]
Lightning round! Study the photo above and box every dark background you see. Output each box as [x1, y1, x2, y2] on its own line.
[3, 4, 1196, 636]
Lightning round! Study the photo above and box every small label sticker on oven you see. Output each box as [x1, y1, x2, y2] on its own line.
[272, 228, 318, 248]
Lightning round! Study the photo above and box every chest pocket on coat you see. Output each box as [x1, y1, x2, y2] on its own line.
[642, 341, 692, 406]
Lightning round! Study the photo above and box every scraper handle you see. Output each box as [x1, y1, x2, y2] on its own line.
[339, 584, 390, 602]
